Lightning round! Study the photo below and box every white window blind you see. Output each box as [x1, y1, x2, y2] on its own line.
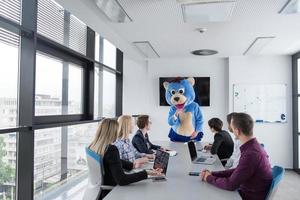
[0, 0, 22, 24]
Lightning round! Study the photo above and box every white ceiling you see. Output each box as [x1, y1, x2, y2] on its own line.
[59, 0, 300, 58]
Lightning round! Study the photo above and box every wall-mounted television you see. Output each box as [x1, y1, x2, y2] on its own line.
[159, 77, 210, 107]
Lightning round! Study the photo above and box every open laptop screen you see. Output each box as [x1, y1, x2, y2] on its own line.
[153, 150, 169, 174]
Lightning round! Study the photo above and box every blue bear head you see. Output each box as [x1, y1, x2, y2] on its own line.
[163, 77, 195, 109]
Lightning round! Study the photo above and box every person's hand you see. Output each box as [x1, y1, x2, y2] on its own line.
[133, 158, 146, 169]
[200, 170, 211, 182]
[145, 154, 155, 159]
[191, 131, 198, 139]
[146, 168, 163, 176]
[175, 109, 183, 117]
[204, 144, 212, 151]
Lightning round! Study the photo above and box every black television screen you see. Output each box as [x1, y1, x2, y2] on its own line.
[159, 77, 210, 107]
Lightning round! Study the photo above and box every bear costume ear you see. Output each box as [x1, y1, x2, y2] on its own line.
[187, 77, 195, 86]
[163, 81, 169, 89]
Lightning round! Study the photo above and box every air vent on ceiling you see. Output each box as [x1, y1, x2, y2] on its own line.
[133, 41, 160, 58]
[95, 0, 132, 23]
[243, 37, 275, 55]
[191, 49, 218, 56]
[181, 1, 236, 23]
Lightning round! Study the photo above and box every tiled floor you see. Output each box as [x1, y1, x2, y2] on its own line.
[273, 170, 300, 200]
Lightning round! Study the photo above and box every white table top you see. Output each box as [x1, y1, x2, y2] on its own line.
[104, 141, 241, 200]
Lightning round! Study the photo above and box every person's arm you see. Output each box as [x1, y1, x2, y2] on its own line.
[168, 106, 180, 126]
[146, 134, 161, 150]
[211, 168, 235, 177]
[132, 135, 152, 154]
[210, 133, 223, 155]
[106, 146, 148, 186]
[206, 152, 258, 191]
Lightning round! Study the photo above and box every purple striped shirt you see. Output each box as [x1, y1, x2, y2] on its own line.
[207, 138, 272, 200]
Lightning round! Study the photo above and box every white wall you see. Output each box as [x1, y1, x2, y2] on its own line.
[123, 55, 293, 168]
[123, 57, 229, 143]
[229, 56, 293, 168]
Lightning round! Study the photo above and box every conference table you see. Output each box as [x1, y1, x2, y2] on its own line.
[104, 141, 241, 200]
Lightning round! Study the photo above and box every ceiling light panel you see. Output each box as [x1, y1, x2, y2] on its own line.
[243, 37, 275, 55]
[182, 1, 236, 23]
[95, 0, 132, 23]
[133, 41, 160, 58]
[279, 0, 300, 14]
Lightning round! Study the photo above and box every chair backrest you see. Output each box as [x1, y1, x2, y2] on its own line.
[265, 166, 285, 200]
[83, 147, 104, 200]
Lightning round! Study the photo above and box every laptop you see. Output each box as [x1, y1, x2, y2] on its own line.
[187, 141, 216, 165]
[148, 149, 169, 180]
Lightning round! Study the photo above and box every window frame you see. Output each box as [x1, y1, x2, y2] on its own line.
[292, 52, 300, 175]
[0, 0, 123, 199]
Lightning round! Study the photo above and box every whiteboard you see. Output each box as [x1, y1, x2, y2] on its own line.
[233, 84, 287, 123]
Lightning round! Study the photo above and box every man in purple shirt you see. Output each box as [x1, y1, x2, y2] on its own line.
[200, 113, 272, 200]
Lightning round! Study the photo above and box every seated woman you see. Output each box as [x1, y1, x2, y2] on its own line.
[132, 115, 166, 154]
[114, 115, 154, 162]
[204, 118, 234, 166]
[88, 118, 163, 199]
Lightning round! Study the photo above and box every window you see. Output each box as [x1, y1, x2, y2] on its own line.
[35, 53, 84, 116]
[34, 128, 61, 198]
[37, 0, 64, 45]
[0, 28, 19, 128]
[94, 67, 101, 118]
[33, 123, 98, 199]
[94, 68, 117, 118]
[68, 64, 83, 114]
[0, 0, 22, 24]
[35, 53, 63, 116]
[103, 39, 116, 69]
[0, 133, 17, 200]
[298, 59, 300, 94]
[103, 70, 116, 117]
[37, 0, 87, 55]
[95, 33, 100, 62]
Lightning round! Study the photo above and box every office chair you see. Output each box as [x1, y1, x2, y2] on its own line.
[83, 148, 114, 200]
[265, 165, 285, 200]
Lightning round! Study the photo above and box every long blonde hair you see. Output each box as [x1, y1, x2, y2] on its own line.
[117, 115, 132, 139]
[89, 118, 119, 156]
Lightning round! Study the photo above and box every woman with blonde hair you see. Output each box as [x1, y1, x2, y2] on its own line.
[89, 118, 162, 199]
[114, 115, 154, 162]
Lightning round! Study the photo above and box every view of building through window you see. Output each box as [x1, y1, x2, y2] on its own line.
[0, 0, 119, 199]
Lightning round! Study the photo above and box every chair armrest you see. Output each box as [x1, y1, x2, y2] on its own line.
[100, 185, 114, 190]
[220, 158, 230, 162]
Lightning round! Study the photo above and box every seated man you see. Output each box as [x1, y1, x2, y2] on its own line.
[132, 115, 164, 154]
[200, 113, 272, 200]
[204, 118, 234, 166]
[224, 112, 241, 169]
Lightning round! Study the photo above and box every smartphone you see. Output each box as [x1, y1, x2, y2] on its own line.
[152, 176, 167, 182]
[188, 172, 200, 176]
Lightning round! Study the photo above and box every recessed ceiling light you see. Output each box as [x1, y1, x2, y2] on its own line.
[279, 0, 300, 14]
[95, 0, 132, 23]
[191, 49, 218, 56]
[182, 1, 236, 23]
[133, 41, 160, 58]
[243, 37, 275, 55]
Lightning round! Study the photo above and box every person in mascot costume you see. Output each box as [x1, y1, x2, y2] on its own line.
[163, 77, 204, 142]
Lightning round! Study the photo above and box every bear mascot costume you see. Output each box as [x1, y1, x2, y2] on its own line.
[163, 77, 204, 142]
